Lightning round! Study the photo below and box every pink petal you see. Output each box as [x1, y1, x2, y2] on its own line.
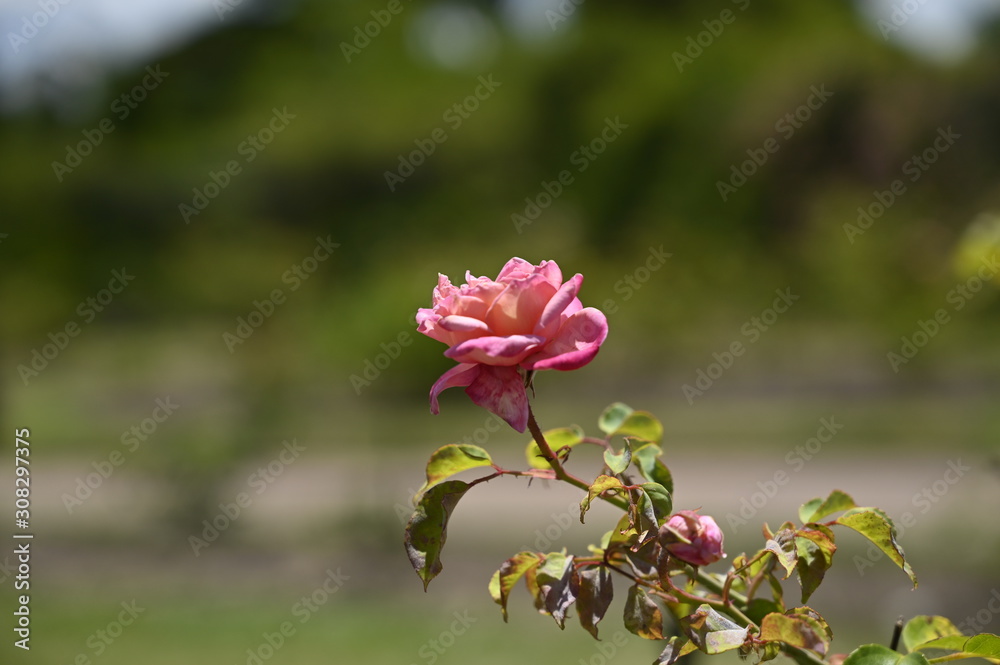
[533, 260, 563, 289]
[495, 257, 535, 282]
[535, 273, 583, 336]
[439, 315, 492, 334]
[465, 365, 529, 432]
[416, 309, 455, 346]
[429, 363, 480, 414]
[444, 334, 544, 366]
[522, 307, 608, 371]
[484, 274, 556, 336]
[432, 273, 458, 303]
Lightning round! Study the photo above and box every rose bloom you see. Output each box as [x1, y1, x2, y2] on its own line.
[416, 258, 608, 432]
[659, 511, 725, 567]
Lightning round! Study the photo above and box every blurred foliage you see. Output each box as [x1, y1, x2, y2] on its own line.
[2, 0, 999, 531]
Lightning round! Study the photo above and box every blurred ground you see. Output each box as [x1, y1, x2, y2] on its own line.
[3, 0, 1000, 663]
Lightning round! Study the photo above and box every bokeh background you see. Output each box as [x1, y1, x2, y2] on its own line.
[2, 0, 1000, 663]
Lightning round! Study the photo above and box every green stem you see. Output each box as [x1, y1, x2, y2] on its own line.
[692, 566, 748, 606]
[526, 403, 629, 511]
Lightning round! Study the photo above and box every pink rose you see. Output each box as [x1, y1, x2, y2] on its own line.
[416, 258, 608, 432]
[659, 511, 725, 567]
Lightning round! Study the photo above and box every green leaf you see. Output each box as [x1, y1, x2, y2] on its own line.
[916, 633, 1000, 663]
[760, 612, 830, 655]
[416, 444, 493, 501]
[917, 637, 970, 653]
[523, 564, 544, 612]
[616, 410, 664, 443]
[843, 644, 933, 665]
[604, 440, 632, 475]
[535, 552, 576, 629]
[580, 475, 626, 523]
[525, 426, 585, 470]
[599, 402, 634, 435]
[488, 552, 543, 622]
[607, 512, 640, 551]
[640, 482, 673, 521]
[965, 634, 1000, 660]
[747, 598, 783, 626]
[903, 616, 963, 652]
[799, 490, 857, 524]
[795, 526, 837, 603]
[624, 583, 664, 639]
[682, 604, 750, 654]
[655, 636, 697, 665]
[634, 490, 658, 546]
[786, 607, 832, 642]
[756, 641, 782, 664]
[575, 565, 614, 639]
[834, 507, 917, 587]
[404, 480, 469, 590]
[764, 531, 798, 580]
[631, 442, 674, 494]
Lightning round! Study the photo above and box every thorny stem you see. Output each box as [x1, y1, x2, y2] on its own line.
[522, 398, 829, 665]
[527, 403, 629, 511]
[721, 550, 767, 605]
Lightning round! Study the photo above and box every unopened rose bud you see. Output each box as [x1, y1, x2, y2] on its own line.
[658, 510, 725, 566]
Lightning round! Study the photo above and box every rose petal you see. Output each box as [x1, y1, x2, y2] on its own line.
[439, 315, 492, 334]
[535, 273, 583, 336]
[484, 274, 556, 336]
[465, 365, 528, 432]
[444, 334, 544, 366]
[429, 363, 480, 415]
[416, 309, 455, 346]
[522, 307, 608, 371]
[533, 260, 563, 289]
[495, 257, 536, 282]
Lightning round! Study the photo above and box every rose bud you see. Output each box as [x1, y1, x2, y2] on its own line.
[658, 510, 725, 566]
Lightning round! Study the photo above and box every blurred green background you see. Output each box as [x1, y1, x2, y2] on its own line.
[2, 0, 1000, 663]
